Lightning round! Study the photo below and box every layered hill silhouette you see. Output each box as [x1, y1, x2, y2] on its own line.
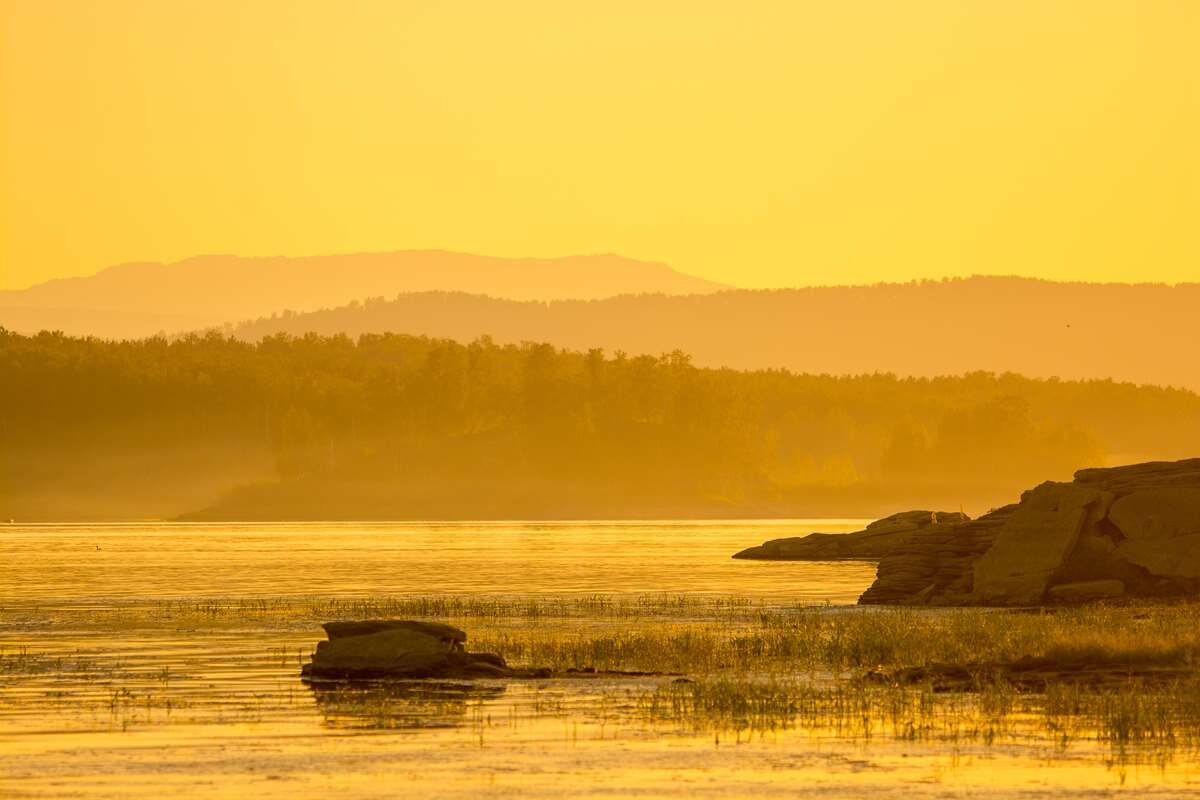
[228, 277, 1200, 391]
[0, 250, 725, 339]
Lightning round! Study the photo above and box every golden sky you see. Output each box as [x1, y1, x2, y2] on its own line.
[1, 1, 1196, 291]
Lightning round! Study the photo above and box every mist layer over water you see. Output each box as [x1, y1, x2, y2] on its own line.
[0, 520, 876, 603]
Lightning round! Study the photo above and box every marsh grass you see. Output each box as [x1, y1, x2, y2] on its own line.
[6, 595, 1200, 763]
[15, 595, 1200, 672]
[636, 674, 1200, 765]
[637, 677, 1017, 741]
[0, 646, 123, 677]
[465, 601, 1200, 675]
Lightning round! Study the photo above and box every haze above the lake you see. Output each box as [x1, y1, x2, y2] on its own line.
[3, 1, 1196, 291]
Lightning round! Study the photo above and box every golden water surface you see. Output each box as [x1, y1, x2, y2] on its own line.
[2, 522, 1197, 799]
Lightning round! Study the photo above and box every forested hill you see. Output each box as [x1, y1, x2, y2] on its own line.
[229, 277, 1200, 391]
[0, 250, 724, 339]
[4, 328, 1200, 522]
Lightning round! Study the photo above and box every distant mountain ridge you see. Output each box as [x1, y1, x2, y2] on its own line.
[0, 250, 726, 339]
[228, 276, 1200, 391]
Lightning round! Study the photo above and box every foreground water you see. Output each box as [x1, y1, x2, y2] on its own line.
[2, 522, 1198, 798]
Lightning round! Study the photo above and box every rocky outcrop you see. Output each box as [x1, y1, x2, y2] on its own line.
[1108, 488, 1200, 579]
[858, 506, 1016, 604]
[971, 484, 1108, 605]
[732, 510, 969, 560]
[859, 458, 1200, 605]
[301, 620, 541, 680]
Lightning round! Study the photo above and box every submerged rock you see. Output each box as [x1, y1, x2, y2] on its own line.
[732, 510, 969, 560]
[301, 620, 686, 681]
[302, 619, 531, 680]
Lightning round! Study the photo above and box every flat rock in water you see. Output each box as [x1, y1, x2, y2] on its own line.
[323, 619, 467, 643]
[303, 619, 515, 680]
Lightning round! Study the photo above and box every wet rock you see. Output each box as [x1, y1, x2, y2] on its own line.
[733, 510, 969, 560]
[302, 619, 515, 680]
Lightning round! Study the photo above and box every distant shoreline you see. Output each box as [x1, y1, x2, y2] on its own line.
[8, 515, 877, 526]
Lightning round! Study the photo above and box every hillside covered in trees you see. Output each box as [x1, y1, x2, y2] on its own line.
[228, 277, 1200, 391]
[3, 327, 1200, 521]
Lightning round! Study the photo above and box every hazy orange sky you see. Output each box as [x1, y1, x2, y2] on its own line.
[1, 1, 1196, 291]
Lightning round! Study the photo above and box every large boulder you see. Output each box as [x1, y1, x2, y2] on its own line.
[302, 619, 515, 680]
[733, 510, 969, 560]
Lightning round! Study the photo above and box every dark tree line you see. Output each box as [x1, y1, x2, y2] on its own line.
[3, 328, 1199, 519]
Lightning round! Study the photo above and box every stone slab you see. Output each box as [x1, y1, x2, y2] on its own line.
[1117, 533, 1200, 579]
[1109, 488, 1200, 542]
[972, 483, 1103, 605]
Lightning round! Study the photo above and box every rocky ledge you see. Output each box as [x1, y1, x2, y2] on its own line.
[733, 510, 970, 560]
[301, 620, 549, 680]
[738, 458, 1200, 606]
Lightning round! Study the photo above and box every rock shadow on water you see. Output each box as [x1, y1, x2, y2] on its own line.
[308, 680, 506, 730]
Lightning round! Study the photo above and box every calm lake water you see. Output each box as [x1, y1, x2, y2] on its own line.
[2, 522, 1198, 799]
[0, 520, 875, 603]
